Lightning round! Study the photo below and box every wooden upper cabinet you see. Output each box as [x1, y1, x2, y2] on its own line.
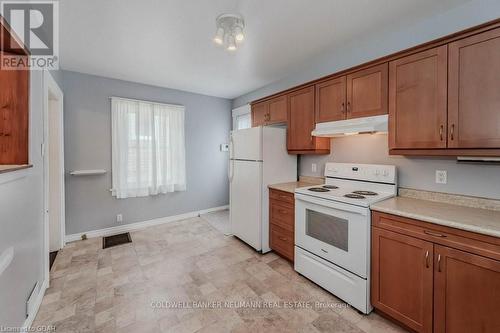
[251, 95, 287, 127]
[288, 86, 330, 154]
[288, 86, 315, 150]
[268, 95, 287, 124]
[0, 53, 29, 165]
[251, 101, 268, 127]
[347, 63, 388, 119]
[448, 27, 500, 149]
[389, 46, 448, 150]
[315, 76, 346, 123]
[433, 245, 500, 333]
[371, 227, 434, 333]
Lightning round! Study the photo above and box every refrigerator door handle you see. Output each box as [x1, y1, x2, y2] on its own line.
[228, 135, 234, 182]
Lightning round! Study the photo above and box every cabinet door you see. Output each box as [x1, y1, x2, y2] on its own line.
[448, 27, 500, 148]
[347, 63, 388, 119]
[389, 46, 448, 149]
[372, 227, 434, 333]
[315, 76, 346, 123]
[251, 102, 268, 127]
[287, 86, 316, 150]
[268, 95, 287, 124]
[0, 54, 29, 165]
[434, 245, 500, 333]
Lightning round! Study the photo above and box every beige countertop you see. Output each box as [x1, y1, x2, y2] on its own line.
[371, 196, 500, 238]
[268, 181, 320, 194]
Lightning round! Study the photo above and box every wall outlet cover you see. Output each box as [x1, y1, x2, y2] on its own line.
[435, 170, 447, 184]
[220, 143, 229, 152]
[116, 214, 123, 223]
[311, 163, 317, 173]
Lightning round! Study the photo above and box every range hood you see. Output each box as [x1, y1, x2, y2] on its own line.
[312, 114, 388, 137]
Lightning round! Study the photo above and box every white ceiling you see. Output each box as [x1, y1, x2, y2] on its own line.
[59, 0, 469, 99]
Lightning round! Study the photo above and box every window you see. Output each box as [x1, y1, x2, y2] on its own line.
[232, 104, 251, 130]
[111, 97, 186, 199]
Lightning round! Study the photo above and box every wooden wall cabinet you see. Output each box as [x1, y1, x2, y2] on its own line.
[448, 27, 500, 149]
[372, 211, 500, 333]
[251, 95, 287, 127]
[269, 189, 295, 261]
[315, 63, 388, 123]
[0, 40, 29, 165]
[288, 86, 330, 154]
[388, 46, 448, 150]
[390, 26, 500, 155]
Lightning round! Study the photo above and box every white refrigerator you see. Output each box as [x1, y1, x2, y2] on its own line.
[229, 126, 297, 252]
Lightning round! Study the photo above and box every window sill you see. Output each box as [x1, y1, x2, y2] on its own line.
[0, 164, 33, 174]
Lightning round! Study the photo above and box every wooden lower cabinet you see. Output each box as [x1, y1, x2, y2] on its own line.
[371, 227, 434, 332]
[371, 211, 500, 333]
[269, 189, 295, 261]
[433, 245, 500, 333]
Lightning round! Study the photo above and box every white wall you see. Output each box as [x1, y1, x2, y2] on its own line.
[0, 71, 45, 327]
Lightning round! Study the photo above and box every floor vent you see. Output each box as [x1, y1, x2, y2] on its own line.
[103, 233, 132, 249]
[49, 251, 58, 270]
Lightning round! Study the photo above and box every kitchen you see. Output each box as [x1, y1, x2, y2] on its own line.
[229, 17, 500, 333]
[2, 1, 499, 332]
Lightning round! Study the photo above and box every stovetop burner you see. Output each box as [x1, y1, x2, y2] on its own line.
[308, 187, 330, 192]
[322, 185, 339, 189]
[352, 190, 378, 196]
[344, 193, 365, 199]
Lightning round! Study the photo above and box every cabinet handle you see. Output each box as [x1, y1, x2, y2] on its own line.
[340, 102, 345, 113]
[439, 125, 444, 141]
[424, 230, 447, 238]
[425, 250, 429, 268]
[450, 124, 455, 141]
[346, 101, 351, 113]
[437, 254, 442, 272]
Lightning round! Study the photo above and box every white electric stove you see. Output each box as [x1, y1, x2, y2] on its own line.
[294, 163, 397, 314]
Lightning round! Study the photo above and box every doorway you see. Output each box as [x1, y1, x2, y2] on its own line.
[43, 71, 65, 284]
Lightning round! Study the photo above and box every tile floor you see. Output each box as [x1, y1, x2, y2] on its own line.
[32, 217, 408, 333]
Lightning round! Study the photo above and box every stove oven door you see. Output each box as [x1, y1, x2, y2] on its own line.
[295, 193, 370, 278]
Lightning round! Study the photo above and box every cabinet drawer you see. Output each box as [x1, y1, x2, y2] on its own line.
[269, 189, 294, 204]
[372, 211, 500, 261]
[270, 200, 294, 231]
[270, 224, 294, 261]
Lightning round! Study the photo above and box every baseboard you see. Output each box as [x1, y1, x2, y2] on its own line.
[21, 278, 48, 332]
[65, 205, 229, 243]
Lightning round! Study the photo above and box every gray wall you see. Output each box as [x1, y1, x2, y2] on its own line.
[62, 71, 232, 235]
[233, 0, 500, 199]
[233, 0, 500, 108]
[0, 71, 45, 326]
[299, 135, 500, 200]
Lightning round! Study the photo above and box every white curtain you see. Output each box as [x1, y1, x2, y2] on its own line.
[111, 97, 186, 199]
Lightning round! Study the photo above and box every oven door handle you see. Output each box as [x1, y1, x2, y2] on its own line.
[295, 193, 368, 216]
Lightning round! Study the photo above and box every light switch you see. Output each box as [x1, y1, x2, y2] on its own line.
[220, 144, 229, 152]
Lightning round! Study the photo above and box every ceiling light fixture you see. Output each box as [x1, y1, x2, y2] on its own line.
[213, 13, 245, 51]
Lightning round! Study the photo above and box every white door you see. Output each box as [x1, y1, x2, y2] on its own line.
[230, 160, 262, 250]
[231, 127, 262, 161]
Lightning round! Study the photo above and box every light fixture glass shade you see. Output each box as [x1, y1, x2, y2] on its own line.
[214, 27, 224, 45]
[227, 34, 237, 51]
[234, 26, 244, 42]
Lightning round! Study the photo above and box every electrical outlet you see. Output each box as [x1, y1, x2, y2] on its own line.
[311, 163, 317, 173]
[116, 214, 123, 223]
[435, 170, 447, 184]
[220, 143, 229, 152]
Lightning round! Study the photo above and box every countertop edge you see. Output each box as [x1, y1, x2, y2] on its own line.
[370, 204, 500, 239]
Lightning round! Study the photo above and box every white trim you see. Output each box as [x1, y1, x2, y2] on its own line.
[65, 205, 229, 243]
[231, 104, 250, 117]
[109, 96, 184, 109]
[42, 70, 65, 289]
[21, 278, 48, 332]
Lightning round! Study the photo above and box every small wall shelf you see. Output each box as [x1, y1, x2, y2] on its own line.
[69, 169, 107, 176]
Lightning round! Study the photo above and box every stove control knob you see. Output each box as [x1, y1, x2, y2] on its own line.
[382, 170, 389, 177]
[374, 169, 380, 176]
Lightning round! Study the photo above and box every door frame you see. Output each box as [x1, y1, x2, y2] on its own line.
[42, 70, 65, 285]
